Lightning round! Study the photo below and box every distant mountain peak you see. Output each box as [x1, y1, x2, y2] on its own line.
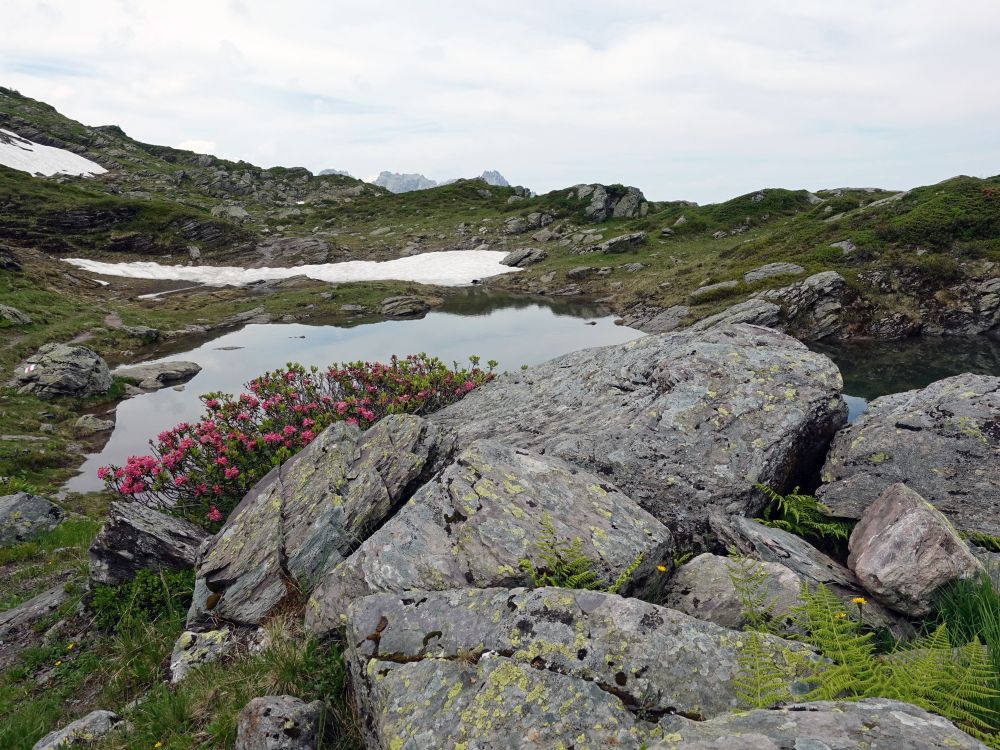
[479, 169, 509, 187]
[319, 168, 353, 177]
[373, 169, 512, 193]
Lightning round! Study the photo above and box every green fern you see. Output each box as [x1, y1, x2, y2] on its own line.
[733, 630, 793, 709]
[755, 483, 854, 545]
[726, 548, 777, 633]
[519, 513, 642, 593]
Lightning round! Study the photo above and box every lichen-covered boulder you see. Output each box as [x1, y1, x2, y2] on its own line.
[188, 415, 452, 628]
[14, 343, 112, 398]
[662, 552, 801, 632]
[818, 373, 1000, 537]
[169, 628, 235, 683]
[344, 586, 811, 748]
[115, 360, 201, 390]
[729, 517, 911, 638]
[848, 483, 984, 617]
[0, 493, 63, 546]
[235, 696, 328, 750]
[88, 501, 209, 587]
[430, 324, 847, 547]
[305, 441, 674, 637]
[31, 710, 121, 750]
[648, 699, 989, 749]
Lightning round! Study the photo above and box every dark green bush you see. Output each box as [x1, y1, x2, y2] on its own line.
[90, 568, 195, 632]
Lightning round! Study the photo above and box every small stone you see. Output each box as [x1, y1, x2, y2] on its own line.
[235, 696, 328, 750]
[31, 710, 121, 750]
[74, 414, 115, 436]
[0, 493, 64, 546]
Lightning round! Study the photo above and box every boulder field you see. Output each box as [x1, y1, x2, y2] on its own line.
[52, 323, 999, 748]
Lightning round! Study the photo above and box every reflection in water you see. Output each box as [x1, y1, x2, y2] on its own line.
[66, 291, 643, 492]
[813, 336, 1000, 421]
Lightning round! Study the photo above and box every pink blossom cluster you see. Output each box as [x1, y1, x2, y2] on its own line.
[100, 354, 494, 526]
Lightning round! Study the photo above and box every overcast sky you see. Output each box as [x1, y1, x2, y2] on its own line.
[3, 1, 999, 203]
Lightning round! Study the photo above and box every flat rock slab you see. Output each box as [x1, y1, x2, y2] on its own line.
[818, 373, 1000, 537]
[305, 441, 674, 637]
[345, 588, 805, 747]
[0, 492, 63, 546]
[189, 415, 452, 628]
[116, 360, 201, 390]
[848, 483, 984, 617]
[430, 324, 847, 546]
[649, 698, 989, 749]
[743, 262, 806, 283]
[0, 584, 71, 670]
[14, 343, 111, 398]
[89, 501, 209, 586]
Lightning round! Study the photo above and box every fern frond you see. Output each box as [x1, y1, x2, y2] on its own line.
[726, 549, 776, 633]
[753, 483, 853, 545]
[733, 631, 792, 709]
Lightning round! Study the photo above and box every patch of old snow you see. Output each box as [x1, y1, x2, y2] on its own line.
[65, 250, 519, 288]
[0, 129, 107, 177]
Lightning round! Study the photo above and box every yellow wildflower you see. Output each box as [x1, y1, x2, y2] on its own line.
[54, 660, 62, 667]
[66, 643, 75, 650]
[834, 612, 847, 619]
[656, 564, 668, 573]
[154, 743, 163, 749]
[851, 597, 866, 605]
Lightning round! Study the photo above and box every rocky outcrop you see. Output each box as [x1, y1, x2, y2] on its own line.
[0, 303, 31, 324]
[756, 270, 854, 339]
[430, 325, 847, 547]
[729, 517, 911, 637]
[663, 552, 801, 632]
[574, 184, 649, 222]
[379, 295, 430, 318]
[188, 416, 452, 629]
[88, 502, 209, 587]
[235, 696, 328, 750]
[688, 279, 739, 303]
[743, 262, 806, 283]
[818, 373, 1000, 537]
[0, 585, 71, 670]
[501, 247, 547, 267]
[688, 298, 782, 331]
[14, 344, 112, 398]
[0, 492, 63, 546]
[31, 710, 121, 750]
[115, 360, 201, 390]
[345, 587, 813, 749]
[648, 699, 988, 749]
[848, 483, 984, 617]
[306, 441, 673, 637]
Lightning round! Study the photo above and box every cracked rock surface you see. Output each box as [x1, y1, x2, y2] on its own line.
[818, 373, 1000, 537]
[187, 414, 453, 628]
[430, 324, 847, 547]
[305, 441, 674, 637]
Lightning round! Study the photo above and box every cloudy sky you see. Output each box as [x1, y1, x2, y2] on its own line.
[3, 1, 999, 203]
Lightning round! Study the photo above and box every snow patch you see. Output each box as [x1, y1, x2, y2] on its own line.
[64, 250, 520, 287]
[0, 129, 107, 177]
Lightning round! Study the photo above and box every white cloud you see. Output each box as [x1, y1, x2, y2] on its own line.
[4, 0, 999, 202]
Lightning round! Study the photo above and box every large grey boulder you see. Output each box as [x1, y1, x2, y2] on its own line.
[688, 298, 782, 331]
[0, 303, 31, 325]
[578, 230, 647, 254]
[848, 483, 984, 617]
[31, 710, 121, 750]
[818, 373, 1000, 537]
[169, 628, 236, 683]
[188, 415, 452, 628]
[73, 414, 114, 435]
[729, 517, 911, 637]
[305, 441, 673, 637]
[577, 184, 648, 222]
[663, 552, 801, 632]
[345, 587, 812, 749]
[0, 585, 71, 671]
[501, 247, 547, 267]
[115, 360, 201, 390]
[88, 502, 209, 587]
[235, 696, 327, 750]
[430, 324, 847, 547]
[0, 493, 63, 546]
[14, 344, 112, 398]
[688, 279, 739, 303]
[648, 699, 989, 749]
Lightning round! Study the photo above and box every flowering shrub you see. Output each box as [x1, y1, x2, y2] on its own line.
[100, 354, 495, 525]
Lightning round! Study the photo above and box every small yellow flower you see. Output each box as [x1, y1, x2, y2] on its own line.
[54, 660, 62, 667]
[154, 742, 163, 748]
[66, 643, 75, 651]
[656, 564, 668, 573]
[834, 612, 847, 619]
[851, 597, 866, 606]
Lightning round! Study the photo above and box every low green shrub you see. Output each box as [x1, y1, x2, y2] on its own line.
[90, 569, 195, 632]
